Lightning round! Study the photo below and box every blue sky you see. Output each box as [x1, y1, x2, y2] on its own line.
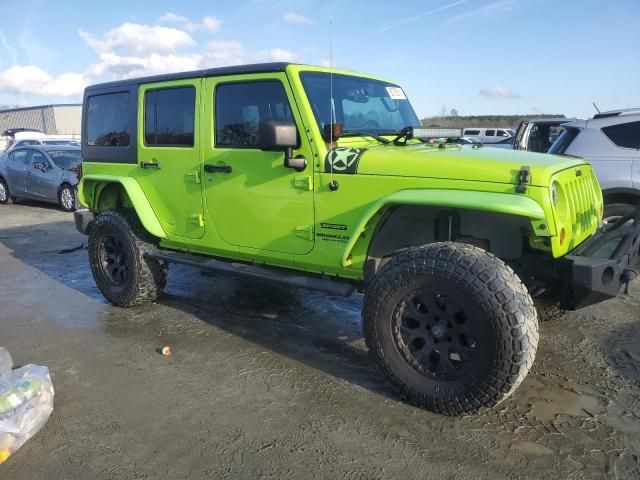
[0, 0, 638, 118]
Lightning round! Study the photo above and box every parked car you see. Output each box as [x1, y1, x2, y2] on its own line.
[514, 118, 577, 153]
[9, 138, 80, 150]
[482, 136, 514, 149]
[549, 108, 640, 222]
[454, 136, 482, 145]
[462, 127, 514, 143]
[73, 62, 637, 416]
[0, 145, 80, 211]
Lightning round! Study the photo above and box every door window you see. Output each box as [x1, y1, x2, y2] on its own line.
[601, 121, 640, 149]
[215, 81, 293, 148]
[496, 130, 508, 137]
[86, 92, 131, 147]
[464, 129, 480, 135]
[144, 86, 195, 147]
[485, 130, 495, 136]
[10, 150, 29, 164]
[29, 150, 49, 169]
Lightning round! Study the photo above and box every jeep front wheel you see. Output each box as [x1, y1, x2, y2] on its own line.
[88, 210, 168, 307]
[363, 242, 538, 415]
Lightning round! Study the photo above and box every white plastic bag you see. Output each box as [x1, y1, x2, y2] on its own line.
[0, 347, 54, 465]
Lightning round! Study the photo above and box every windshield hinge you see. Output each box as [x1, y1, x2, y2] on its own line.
[295, 225, 314, 241]
[293, 175, 313, 191]
[516, 166, 531, 194]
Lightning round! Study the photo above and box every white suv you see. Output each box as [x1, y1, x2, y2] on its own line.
[549, 108, 640, 222]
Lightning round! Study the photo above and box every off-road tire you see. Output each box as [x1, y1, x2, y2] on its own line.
[88, 210, 168, 307]
[363, 242, 538, 415]
[58, 184, 76, 212]
[0, 178, 14, 205]
[603, 203, 636, 226]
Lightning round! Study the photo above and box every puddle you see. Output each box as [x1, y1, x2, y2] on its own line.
[517, 377, 605, 422]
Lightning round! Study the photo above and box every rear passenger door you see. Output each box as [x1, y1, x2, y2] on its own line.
[483, 129, 496, 143]
[136, 80, 204, 239]
[26, 149, 60, 200]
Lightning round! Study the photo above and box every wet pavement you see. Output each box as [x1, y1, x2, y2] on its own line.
[1, 202, 640, 479]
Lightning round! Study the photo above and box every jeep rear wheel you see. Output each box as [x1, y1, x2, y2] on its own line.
[363, 242, 538, 415]
[88, 210, 168, 307]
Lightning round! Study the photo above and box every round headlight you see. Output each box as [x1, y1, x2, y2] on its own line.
[551, 182, 560, 206]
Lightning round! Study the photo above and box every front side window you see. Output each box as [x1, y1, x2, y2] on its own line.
[29, 150, 49, 168]
[300, 72, 420, 135]
[145, 86, 195, 147]
[215, 81, 293, 147]
[602, 121, 640, 149]
[496, 130, 508, 137]
[86, 92, 131, 147]
[10, 150, 29, 164]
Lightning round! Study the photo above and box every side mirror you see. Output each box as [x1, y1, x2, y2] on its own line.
[259, 121, 307, 172]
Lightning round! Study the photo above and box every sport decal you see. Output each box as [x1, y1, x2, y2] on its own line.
[324, 147, 367, 174]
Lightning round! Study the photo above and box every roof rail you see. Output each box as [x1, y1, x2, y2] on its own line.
[593, 107, 640, 119]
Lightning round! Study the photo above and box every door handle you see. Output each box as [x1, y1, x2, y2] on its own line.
[140, 162, 161, 169]
[204, 164, 232, 173]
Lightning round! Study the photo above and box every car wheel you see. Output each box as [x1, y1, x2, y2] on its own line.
[363, 242, 538, 415]
[59, 184, 76, 212]
[603, 203, 636, 227]
[88, 210, 168, 307]
[0, 178, 14, 205]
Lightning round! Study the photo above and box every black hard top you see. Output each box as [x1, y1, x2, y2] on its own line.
[85, 62, 293, 92]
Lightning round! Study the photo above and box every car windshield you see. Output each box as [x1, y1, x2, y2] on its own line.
[48, 150, 82, 169]
[300, 72, 420, 135]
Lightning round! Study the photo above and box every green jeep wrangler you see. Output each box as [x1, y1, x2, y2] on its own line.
[75, 62, 639, 415]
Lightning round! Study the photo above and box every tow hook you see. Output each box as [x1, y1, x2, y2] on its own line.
[622, 269, 637, 295]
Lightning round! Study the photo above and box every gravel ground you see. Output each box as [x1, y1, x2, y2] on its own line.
[1, 202, 639, 479]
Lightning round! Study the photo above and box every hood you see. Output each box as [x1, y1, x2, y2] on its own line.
[351, 143, 587, 187]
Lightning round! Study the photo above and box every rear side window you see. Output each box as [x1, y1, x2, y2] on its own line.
[601, 121, 640, 149]
[86, 92, 131, 147]
[215, 81, 293, 148]
[485, 130, 495, 136]
[10, 150, 29, 164]
[465, 129, 480, 135]
[548, 127, 580, 155]
[144, 86, 195, 147]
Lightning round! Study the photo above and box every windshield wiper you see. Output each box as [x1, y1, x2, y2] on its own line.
[340, 130, 390, 145]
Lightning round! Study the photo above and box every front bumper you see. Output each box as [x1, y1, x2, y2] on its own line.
[74, 209, 95, 235]
[560, 208, 640, 309]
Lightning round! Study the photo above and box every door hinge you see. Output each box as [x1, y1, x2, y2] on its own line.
[293, 175, 312, 191]
[295, 225, 314, 241]
[190, 214, 204, 227]
[187, 170, 201, 184]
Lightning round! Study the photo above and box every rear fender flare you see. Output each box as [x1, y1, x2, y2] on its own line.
[78, 175, 166, 239]
[342, 189, 547, 267]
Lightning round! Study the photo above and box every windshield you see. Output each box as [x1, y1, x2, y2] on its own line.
[48, 150, 82, 169]
[300, 72, 420, 135]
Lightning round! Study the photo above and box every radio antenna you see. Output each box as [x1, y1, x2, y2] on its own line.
[328, 20, 338, 191]
[592, 102, 601, 114]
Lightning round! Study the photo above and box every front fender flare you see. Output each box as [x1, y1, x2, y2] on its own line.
[78, 175, 167, 239]
[341, 189, 547, 267]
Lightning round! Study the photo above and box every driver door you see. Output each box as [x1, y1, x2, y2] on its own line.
[26, 149, 59, 200]
[202, 74, 315, 255]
